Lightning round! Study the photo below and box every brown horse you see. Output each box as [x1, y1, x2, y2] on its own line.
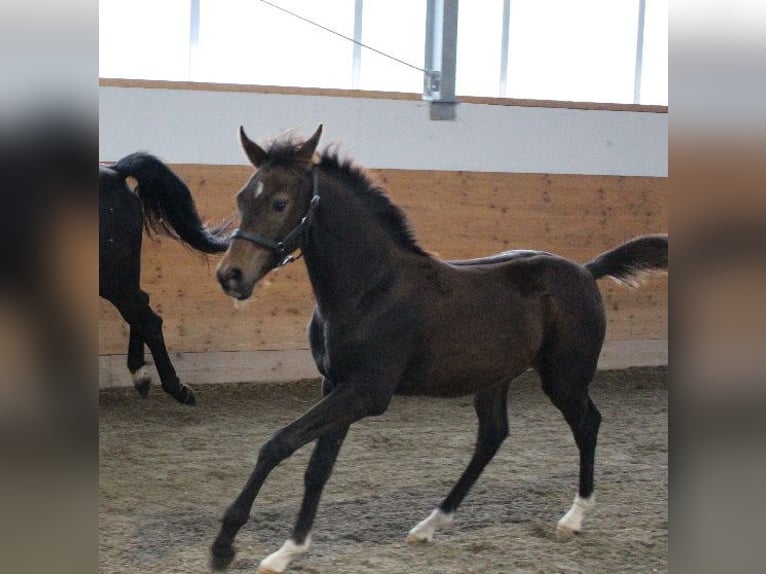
[211, 125, 668, 573]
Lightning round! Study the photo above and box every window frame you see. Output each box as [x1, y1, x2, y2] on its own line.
[99, 0, 667, 108]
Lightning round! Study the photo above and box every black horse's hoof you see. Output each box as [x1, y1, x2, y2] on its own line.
[178, 385, 197, 406]
[167, 383, 196, 406]
[210, 544, 236, 571]
[133, 378, 151, 398]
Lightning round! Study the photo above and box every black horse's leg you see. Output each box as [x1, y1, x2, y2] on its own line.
[210, 377, 394, 572]
[536, 358, 601, 533]
[109, 289, 195, 406]
[407, 381, 511, 543]
[127, 324, 150, 398]
[127, 291, 150, 397]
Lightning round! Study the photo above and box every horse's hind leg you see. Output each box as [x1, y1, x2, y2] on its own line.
[407, 381, 511, 543]
[127, 298, 151, 397]
[111, 289, 195, 406]
[536, 352, 601, 533]
[556, 396, 601, 533]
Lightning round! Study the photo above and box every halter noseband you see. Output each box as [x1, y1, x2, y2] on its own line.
[230, 168, 320, 267]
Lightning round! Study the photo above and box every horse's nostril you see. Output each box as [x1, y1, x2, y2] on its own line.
[218, 266, 243, 287]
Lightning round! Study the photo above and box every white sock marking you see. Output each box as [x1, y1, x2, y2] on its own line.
[257, 537, 311, 574]
[131, 366, 149, 384]
[557, 494, 595, 532]
[406, 508, 454, 543]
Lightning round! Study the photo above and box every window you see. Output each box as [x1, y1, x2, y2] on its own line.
[357, 1, 426, 92]
[504, 0, 640, 103]
[99, 0, 667, 105]
[196, 0, 355, 88]
[639, 0, 668, 105]
[99, 0, 191, 81]
[456, 0, 505, 98]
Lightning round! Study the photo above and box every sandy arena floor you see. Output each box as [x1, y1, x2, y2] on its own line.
[99, 367, 667, 574]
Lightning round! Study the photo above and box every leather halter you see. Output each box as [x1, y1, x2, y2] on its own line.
[230, 168, 320, 267]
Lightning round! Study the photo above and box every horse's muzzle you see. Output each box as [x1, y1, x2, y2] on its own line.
[216, 266, 252, 300]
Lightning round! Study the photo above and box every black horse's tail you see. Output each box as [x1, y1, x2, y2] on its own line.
[111, 152, 231, 254]
[584, 234, 668, 287]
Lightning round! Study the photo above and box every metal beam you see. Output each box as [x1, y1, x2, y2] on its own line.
[424, 0, 459, 120]
[499, 0, 511, 97]
[189, 0, 201, 80]
[352, 0, 363, 88]
[633, 0, 646, 104]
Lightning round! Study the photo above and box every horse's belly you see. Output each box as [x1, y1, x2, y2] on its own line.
[395, 302, 543, 397]
[396, 350, 532, 397]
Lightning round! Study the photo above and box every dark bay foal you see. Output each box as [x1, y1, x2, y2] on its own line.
[212, 125, 668, 573]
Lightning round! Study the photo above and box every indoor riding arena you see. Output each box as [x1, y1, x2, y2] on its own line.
[99, 3, 668, 573]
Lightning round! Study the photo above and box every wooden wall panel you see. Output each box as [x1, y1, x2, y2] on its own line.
[99, 166, 667, 364]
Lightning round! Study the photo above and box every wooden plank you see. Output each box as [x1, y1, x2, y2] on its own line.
[99, 337, 668, 389]
[99, 166, 668, 359]
[99, 349, 317, 388]
[597, 339, 668, 371]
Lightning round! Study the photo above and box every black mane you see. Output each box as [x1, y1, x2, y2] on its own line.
[264, 135, 428, 256]
[319, 150, 428, 256]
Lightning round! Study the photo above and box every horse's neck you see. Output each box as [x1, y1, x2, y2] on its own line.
[303, 179, 399, 314]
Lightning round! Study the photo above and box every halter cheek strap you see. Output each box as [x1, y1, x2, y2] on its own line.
[230, 169, 320, 267]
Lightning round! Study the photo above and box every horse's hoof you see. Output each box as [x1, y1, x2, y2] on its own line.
[133, 378, 151, 398]
[406, 508, 452, 544]
[555, 523, 579, 536]
[132, 367, 151, 397]
[174, 384, 197, 406]
[556, 494, 592, 534]
[210, 544, 235, 571]
[405, 532, 430, 544]
[255, 567, 281, 574]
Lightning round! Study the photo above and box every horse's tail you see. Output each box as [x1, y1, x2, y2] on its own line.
[111, 152, 231, 254]
[584, 234, 668, 287]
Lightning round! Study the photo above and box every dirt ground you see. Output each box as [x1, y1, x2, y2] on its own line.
[99, 367, 667, 574]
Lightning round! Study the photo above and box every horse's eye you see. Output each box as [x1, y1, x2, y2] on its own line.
[273, 199, 288, 212]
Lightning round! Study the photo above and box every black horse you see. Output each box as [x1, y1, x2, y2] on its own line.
[100, 153, 229, 405]
[211, 125, 668, 573]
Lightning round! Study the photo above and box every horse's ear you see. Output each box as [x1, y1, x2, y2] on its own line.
[239, 126, 268, 167]
[297, 124, 323, 164]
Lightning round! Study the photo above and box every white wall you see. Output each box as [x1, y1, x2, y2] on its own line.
[99, 86, 667, 177]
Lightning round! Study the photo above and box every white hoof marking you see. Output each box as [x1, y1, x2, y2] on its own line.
[406, 508, 454, 543]
[257, 537, 311, 574]
[557, 494, 594, 532]
[131, 366, 149, 384]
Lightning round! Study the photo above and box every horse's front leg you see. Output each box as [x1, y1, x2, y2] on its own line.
[210, 378, 393, 572]
[257, 424, 350, 574]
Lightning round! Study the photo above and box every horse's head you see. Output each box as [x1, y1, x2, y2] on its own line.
[216, 125, 322, 300]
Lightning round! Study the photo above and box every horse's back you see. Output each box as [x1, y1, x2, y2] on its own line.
[447, 249, 549, 267]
